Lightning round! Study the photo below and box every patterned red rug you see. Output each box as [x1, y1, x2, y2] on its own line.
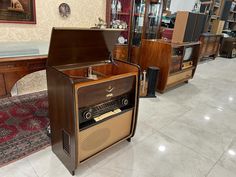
[0, 91, 50, 167]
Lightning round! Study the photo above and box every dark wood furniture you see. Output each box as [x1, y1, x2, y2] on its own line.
[131, 0, 164, 63]
[106, 0, 163, 62]
[46, 28, 140, 175]
[0, 55, 46, 98]
[220, 36, 236, 57]
[139, 40, 200, 93]
[106, 0, 134, 61]
[199, 33, 223, 60]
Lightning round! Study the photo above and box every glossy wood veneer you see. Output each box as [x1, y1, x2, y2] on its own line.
[139, 39, 200, 93]
[0, 55, 47, 98]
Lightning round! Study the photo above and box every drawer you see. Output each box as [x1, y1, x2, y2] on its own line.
[77, 75, 135, 108]
[0, 62, 25, 73]
[167, 70, 192, 86]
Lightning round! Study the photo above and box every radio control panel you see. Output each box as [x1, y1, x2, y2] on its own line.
[79, 95, 131, 125]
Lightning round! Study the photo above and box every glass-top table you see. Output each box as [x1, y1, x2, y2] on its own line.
[0, 41, 49, 59]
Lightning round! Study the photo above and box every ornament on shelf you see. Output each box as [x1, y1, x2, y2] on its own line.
[94, 18, 107, 29]
[118, 35, 128, 44]
[111, 0, 118, 14]
[111, 20, 128, 29]
[192, 0, 201, 13]
[117, 1, 122, 12]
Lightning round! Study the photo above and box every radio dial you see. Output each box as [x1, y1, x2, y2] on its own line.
[122, 98, 129, 106]
[83, 111, 92, 120]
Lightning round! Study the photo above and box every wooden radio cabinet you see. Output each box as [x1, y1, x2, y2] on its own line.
[199, 33, 222, 61]
[46, 28, 140, 175]
[139, 39, 200, 93]
[220, 37, 236, 58]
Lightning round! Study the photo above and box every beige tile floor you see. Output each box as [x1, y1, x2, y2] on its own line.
[1, 57, 236, 177]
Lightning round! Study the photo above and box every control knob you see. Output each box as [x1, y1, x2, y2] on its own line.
[83, 110, 92, 120]
[121, 98, 129, 106]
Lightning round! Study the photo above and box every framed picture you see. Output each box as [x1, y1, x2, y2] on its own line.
[0, 0, 36, 24]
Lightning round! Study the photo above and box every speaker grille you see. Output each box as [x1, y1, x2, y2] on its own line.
[62, 130, 70, 155]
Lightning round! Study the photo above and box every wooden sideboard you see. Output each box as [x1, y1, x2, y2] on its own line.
[0, 55, 47, 98]
[139, 40, 200, 93]
[220, 37, 236, 58]
[199, 33, 223, 61]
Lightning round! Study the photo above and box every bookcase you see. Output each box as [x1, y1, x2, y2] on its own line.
[224, 0, 236, 30]
[199, 0, 224, 60]
[200, 0, 223, 32]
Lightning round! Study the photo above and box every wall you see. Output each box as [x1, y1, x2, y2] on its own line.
[0, 0, 106, 42]
[170, 0, 196, 13]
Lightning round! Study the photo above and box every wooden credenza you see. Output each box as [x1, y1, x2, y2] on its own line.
[199, 33, 222, 61]
[0, 55, 47, 98]
[220, 37, 236, 58]
[139, 39, 200, 93]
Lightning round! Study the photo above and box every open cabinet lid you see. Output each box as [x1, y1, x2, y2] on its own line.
[47, 28, 122, 68]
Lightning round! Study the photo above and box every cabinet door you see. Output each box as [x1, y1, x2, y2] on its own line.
[144, 0, 163, 39]
[0, 74, 6, 97]
[132, 0, 146, 46]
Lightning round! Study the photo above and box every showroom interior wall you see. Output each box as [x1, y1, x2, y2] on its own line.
[0, 0, 106, 42]
[170, 0, 196, 12]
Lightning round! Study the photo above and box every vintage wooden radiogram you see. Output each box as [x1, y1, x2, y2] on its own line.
[46, 28, 140, 175]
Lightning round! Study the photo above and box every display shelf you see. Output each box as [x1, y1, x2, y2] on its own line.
[211, 15, 219, 19]
[134, 13, 144, 16]
[227, 20, 236, 23]
[201, 1, 213, 5]
[106, 0, 163, 63]
[200, 0, 224, 32]
[117, 12, 130, 15]
[106, 0, 134, 61]
[223, 0, 236, 30]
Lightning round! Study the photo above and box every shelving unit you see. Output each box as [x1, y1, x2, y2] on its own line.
[220, 0, 236, 58]
[143, 0, 163, 39]
[200, 0, 223, 32]
[106, 0, 134, 61]
[198, 0, 224, 61]
[130, 0, 163, 64]
[106, 0, 163, 63]
[224, 0, 236, 30]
